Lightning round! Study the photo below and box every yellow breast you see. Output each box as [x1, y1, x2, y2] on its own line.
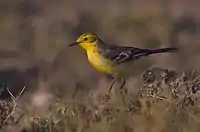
[86, 49, 116, 75]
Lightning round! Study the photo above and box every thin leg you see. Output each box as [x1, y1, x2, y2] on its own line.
[119, 77, 126, 91]
[101, 76, 115, 104]
[119, 77, 127, 104]
[108, 77, 116, 93]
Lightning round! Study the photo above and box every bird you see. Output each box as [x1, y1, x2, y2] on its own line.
[69, 32, 178, 97]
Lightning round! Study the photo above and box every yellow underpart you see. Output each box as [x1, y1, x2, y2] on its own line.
[86, 47, 117, 75]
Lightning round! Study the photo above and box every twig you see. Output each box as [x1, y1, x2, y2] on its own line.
[16, 85, 26, 100]
[2, 86, 26, 123]
[141, 93, 172, 103]
[6, 87, 16, 101]
[190, 68, 196, 80]
[183, 107, 200, 123]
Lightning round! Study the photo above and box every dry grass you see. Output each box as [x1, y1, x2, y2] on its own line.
[1, 67, 200, 132]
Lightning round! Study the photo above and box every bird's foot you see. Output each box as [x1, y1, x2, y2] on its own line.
[101, 93, 112, 104]
[120, 87, 127, 103]
[120, 87, 128, 95]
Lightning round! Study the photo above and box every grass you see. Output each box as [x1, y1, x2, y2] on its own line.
[0, 67, 200, 132]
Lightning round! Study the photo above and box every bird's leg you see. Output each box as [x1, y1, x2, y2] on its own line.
[119, 77, 127, 103]
[102, 75, 115, 104]
[119, 77, 126, 92]
[108, 76, 116, 94]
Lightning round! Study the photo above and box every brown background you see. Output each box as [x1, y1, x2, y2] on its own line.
[0, 0, 200, 131]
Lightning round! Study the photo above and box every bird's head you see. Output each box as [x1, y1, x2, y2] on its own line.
[69, 33, 101, 50]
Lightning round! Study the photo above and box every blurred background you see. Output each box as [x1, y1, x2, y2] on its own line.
[0, 0, 200, 131]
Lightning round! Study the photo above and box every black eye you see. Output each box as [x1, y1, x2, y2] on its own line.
[84, 38, 88, 41]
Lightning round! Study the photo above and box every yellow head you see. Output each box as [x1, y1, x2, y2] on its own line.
[69, 33, 100, 50]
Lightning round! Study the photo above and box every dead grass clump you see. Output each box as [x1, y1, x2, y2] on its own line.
[141, 67, 200, 108]
[1, 67, 200, 132]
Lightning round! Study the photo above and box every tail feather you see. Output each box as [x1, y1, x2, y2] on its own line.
[134, 48, 179, 59]
[148, 48, 179, 54]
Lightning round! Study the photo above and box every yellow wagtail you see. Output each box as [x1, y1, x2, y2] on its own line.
[69, 33, 178, 94]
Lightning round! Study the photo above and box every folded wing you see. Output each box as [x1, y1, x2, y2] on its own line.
[101, 44, 178, 64]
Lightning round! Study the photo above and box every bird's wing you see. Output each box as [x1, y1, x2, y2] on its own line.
[101, 44, 149, 64]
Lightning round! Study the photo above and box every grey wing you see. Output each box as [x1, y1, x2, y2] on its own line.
[102, 45, 148, 64]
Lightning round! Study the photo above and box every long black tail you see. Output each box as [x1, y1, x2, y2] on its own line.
[134, 48, 179, 59]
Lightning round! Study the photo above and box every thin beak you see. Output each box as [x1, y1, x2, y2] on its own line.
[69, 42, 79, 47]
